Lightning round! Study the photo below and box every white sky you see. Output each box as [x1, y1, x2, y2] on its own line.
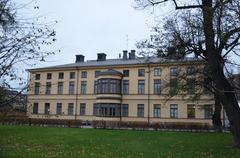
[17, 0, 156, 68]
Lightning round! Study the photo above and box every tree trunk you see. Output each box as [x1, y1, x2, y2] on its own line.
[202, 0, 240, 148]
[212, 94, 222, 132]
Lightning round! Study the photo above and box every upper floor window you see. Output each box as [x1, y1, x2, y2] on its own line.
[80, 81, 87, 94]
[170, 68, 177, 76]
[95, 71, 100, 77]
[59, 72, 64, 79]
[35, 74, 40, 80]
[69, 81, 75, 94]
[138, 80, 145, 94]
[154, 68, 161, 76]
[45, 82, 51, 95]
[57, 82, 63, 94]
[94, 81, 98, 94]
[70, 72, 75, 79]
[97, 79, 121, 94]
[138, 69, 145, 77]
[81, 71, 87, 78]
[122, 80, 129, 94]
[170, 78, 178, 95]
[187, 78, 195, 94]
[154, 79, 161, 94]
[187, 66, 196, 76]
[34, 82, 40, 95]
[47, 73, 52, 80]
[123, 70, 129, 77]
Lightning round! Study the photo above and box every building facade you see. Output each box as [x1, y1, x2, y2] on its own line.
[27, 50, 215, 125]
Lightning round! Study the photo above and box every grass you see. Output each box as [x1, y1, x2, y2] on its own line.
[0, 125, 240, 158]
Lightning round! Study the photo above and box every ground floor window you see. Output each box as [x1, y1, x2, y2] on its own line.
[44, 103, 50, 115]
[93, 103, 120, 117]
[170, 104, 178, 118]
[204, 105, 213, 119]
[187, 104, 195, 118]
[80, 103, 86, 115]
[56, 103, 62, 115]
[33, 103, 38, 114]
[68, 103, 74, 115]
[153, 104, 161, 118]
[137, 104, 144, 117]
[122, 104, 129, 117]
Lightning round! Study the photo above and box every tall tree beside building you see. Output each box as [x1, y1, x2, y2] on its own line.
[134, 0, 240, 148]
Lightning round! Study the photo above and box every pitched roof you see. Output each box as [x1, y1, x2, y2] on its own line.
[28, 57, 204, 71]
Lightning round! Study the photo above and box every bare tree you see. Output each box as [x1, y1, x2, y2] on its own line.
[0, 0, 58, 115]
[134, 0, 240, 148]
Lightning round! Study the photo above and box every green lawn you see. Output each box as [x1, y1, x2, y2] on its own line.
[0, 125, 239, 158]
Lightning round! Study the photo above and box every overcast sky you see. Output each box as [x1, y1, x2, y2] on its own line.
[17, 0, 157, 68]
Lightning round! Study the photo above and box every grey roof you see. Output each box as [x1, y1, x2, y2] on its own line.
[29, 57, 204, 71]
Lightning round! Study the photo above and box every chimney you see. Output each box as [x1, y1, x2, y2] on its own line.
[97, 53, 107, 61]
[129, 50, 136, 59]
[75, 54, 85, 63]
[123, 50, 128, 60]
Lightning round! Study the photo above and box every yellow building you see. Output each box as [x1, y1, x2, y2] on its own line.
[27, 50, 214, 126]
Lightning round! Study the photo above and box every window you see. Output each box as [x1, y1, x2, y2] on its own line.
[58, 72, 64, 79]
[154, 79, 161, 94]
[70, 72, 75, 79]
[137, 104, 144, 117]
[97, 79, 121, 94]
[56, 103, 62, 115]
[122, 104, 129, 117]
[81, 71, 87, 78]
[94, 81, 98, 94]
[44, 103, 50, 115]
[187, 78, 195, 94]
[170, 78, 178, 95]
[68, 103, 74, 115]
[34, 82, 40, 95]
[154, 68, 161, 76]
[123, 70, 129, 77]
[95, 71, 100, 77]
[45, 82, 51, 95]
[204, 105, 213, 119]
[153, 104, 161, 118]
[187, 66, 196, 76]
[93, 103, 98, 116]
[122, 80, 129, 94]
[93, 103, 120, 117]
[47, 73, 52, 80]
[187, 104, 195, 118]
[57, 82, 63, 94]
[68, 81, 75, 94]
[138, 69, 145, 77]
[170, 104, 178, 118]
[80, 103, 86, 115]
[33, 103, 38, 114]
[170, 68, 177, 76]
[138, 80, 145, 94]
[35, 74, 40, 80]
[80, 81, 87, 94]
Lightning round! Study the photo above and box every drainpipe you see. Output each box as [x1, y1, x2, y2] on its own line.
[120, 74, 123, 124]
[75, 67, 79, 120]
[147, 63, 151, 125]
